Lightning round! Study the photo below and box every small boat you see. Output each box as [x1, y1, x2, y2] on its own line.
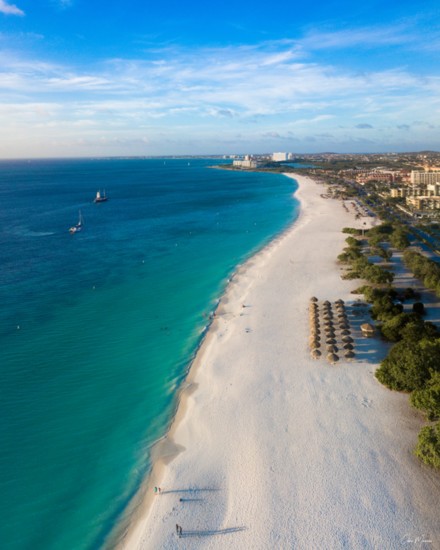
[69, 210, 83, 233]
[94, 189, 108, 203]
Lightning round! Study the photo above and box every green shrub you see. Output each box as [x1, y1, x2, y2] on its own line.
[415, 422, 440, 469]
[410, 372, 440, 421]
[402, 287, 417, 300]
[345, 236, 361, 247]
[381, 313, 414, 342]
[390, 228, 410, 250]
[412, 302, 425, 316]
[371, 295, 402, 321]
[375, 339, 440, 391]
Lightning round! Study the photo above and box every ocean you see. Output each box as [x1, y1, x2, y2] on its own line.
[0, 158, 299, 549]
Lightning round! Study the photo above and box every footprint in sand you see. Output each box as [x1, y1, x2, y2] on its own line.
[346, 394, 373, 408]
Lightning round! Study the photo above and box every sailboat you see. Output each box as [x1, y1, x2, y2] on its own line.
[69, 210, 83, 233]
[94, 189, 108, 203]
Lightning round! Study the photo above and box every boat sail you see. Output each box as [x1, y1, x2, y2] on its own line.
[94, 189, 108, 203]
[69, 210, 83, 233]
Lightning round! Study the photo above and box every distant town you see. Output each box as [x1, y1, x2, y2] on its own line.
[223, 151, 440, 220]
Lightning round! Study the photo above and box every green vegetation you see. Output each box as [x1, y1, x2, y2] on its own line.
[403, 250, 440, 298]
[342, 227, 361, 235]
[339, 225, 440, 469]
[411, 372, 440, 421]
[366, 223, 410, 250]
[415, 423, 440, 469]
[376, 337, 440, 392]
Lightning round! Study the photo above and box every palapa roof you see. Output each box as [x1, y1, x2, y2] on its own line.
[326, 344, 338, 352]
[310, 296, 318, 302]
[327, 352, 339, 363]
[361, 323, 375, 333]
[340, 329, 351, 336]
[343, 343, 354, 350]
[311, 349, 322, 358]
[342, 335, 354, 343]
[344, 350, 355, 359]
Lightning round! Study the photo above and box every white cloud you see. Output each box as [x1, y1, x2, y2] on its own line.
[0, 0, 24, 16]
[1, 35, 440, 156]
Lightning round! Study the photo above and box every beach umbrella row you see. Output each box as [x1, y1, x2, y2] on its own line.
[309, 298, 357, 363]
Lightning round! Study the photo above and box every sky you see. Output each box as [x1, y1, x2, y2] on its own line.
[0, 0, 439, 157]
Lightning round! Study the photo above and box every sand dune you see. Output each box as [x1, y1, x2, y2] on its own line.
[123, 174, 440, 550]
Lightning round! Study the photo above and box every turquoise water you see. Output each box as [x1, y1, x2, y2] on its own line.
[0, 159, 299, 549]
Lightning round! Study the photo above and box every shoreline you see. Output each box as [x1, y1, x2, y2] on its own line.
[110, 172, 302, 549]
[110, 171, 303, 549]
[119, 173, 440, 549]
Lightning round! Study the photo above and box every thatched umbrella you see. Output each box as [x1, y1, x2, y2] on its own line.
[327, 344, 338, 353]
[339, 322, 350, 329]
[311, 348, 322, 359]
[325, 329, 336, 338]
[335, 299, 345, 305]
[324, 319, 334, 326]
[343, 343, 354, 350]
[310, 342, 320, 351]
[323, 314, 333, 322]
[310, 296, 318, 302]
[342, 335, 354, 343]
[325, 336, 336, 344]
[323, 300, 331, 306]
[327, 352, 339, 363]
[337, 312, 348, 319]
[309, 332, 320, 341]
[340, 329, 351, 336]
[344, 350, 355, 360]
[361, 323, 375, 337]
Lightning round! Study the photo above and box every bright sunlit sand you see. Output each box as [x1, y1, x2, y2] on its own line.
[122, 174, 440, 549]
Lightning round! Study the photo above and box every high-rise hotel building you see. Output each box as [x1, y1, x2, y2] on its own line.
[410, 170, 440, 185]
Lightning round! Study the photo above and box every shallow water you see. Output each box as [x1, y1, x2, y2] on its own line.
[0, 158, 299, 549]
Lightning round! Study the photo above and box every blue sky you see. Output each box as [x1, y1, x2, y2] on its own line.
[1, 0, 439, 157]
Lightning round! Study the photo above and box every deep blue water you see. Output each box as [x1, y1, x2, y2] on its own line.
[0, 158, 299, 549]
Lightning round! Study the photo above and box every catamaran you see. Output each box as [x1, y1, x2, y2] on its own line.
[69, 210, 83, 233]
[94, 189, 108, 203]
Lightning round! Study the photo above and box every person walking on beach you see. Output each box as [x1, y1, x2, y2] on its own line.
[175, 524, 179, 535]
[179, 526, 183, 537]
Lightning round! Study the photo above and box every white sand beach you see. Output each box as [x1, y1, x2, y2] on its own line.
[122, 174, 440, 550]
